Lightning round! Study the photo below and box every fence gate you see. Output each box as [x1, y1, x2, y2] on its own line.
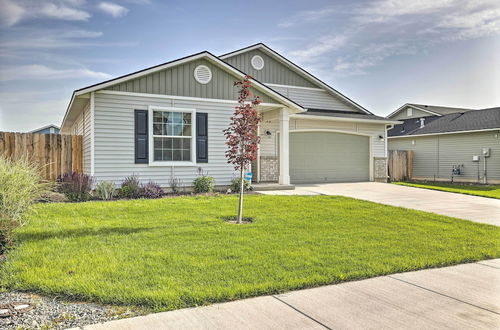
[388, 150, 413, 181]
[0, 132, 83, 181]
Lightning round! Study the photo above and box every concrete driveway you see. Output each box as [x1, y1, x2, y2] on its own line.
[259, 182, 500, 226]
[74, 260, 500, 329]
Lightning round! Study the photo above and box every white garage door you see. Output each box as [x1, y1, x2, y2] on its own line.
[290, 131, 370, 183]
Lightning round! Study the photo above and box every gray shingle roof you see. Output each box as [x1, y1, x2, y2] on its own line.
[388, 107, 500, 137]
[408, 103, 476, 115]
[298, 109, 391, 121]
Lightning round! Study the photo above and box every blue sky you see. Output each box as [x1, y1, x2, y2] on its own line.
[0, 0, 499, 131]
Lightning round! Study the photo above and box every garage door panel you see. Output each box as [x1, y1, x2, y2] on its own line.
[290, 132, 369, 183]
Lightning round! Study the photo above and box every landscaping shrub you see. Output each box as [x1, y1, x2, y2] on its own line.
[118, 175, 141, 199]
[0, 157, 49, 253]
[95, 181, 116, 200]
[230, 177, 251, 193]
[193, 176, 214, 193]
[141, 181, 164, 199]
[57, 172, 93, 202]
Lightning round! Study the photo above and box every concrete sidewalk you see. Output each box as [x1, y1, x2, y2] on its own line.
[259, 182, 500, 226]
[75, 260, 500, 330]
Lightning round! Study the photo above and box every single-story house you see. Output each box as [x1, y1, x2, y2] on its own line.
[29, 124, 60, 135]
[60, 43, 399, 188]
[387, 103, 500, 183]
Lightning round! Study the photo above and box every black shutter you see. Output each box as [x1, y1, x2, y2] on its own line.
[196, 112, 208, 163]
[134, 110, 148, 164]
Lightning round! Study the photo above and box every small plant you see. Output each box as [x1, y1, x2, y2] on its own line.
[57, 172, 93, 202]
[170, 176, 182, 194]
[230, 177, 252, 193]
[141, 181, 164, 199]
[118, 175, 141, 199]
[193, 168, 214, 193]
[95, 181, 116, 200]
[0, 157, 50, 253]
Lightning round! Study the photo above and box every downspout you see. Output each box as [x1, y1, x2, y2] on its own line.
[385, 124, 394, 181]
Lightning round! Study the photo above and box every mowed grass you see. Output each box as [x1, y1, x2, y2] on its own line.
[394, 182, 500, 199]
[1, 195, 499, 311]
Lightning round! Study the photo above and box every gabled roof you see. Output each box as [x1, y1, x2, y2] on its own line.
[388, 107, 500, 137]
[61, 50, 306, 130]
[220, 43, 372, 115]
[387, 102, 476, 118]
[29, 124, 60, 133]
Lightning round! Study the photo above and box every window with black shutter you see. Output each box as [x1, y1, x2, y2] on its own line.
[196, 112, 208, 163]
[134, 110, 148, 164]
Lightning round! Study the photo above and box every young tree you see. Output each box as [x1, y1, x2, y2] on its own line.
[223, 75, 262, 224]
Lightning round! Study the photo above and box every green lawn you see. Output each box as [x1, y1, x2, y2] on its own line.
[394, 182, 500, 199]
[1, 195, 499, 311]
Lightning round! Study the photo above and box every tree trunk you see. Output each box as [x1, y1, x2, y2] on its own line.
[237, 165, 244, 224]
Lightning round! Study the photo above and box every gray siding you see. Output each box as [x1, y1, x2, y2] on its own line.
[93, 92, 238, 187]
[259, 110, 386, 158]
[69, 101, 92, 175]
[223, 49, 317, 88]
[271, 85, 359, 112]
[83, 102, 92, 175]
[104, 58, 276, 104]
[388, 131, 500, 182]
[390, 107, 434, 120]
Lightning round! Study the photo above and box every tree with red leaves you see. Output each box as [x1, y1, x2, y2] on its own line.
[223, 75, 262, 224]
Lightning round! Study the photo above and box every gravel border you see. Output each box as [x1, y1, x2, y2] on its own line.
[0, 291, 145, 329]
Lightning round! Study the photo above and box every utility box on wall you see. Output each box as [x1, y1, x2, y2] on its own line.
[482, 148, 490, 157]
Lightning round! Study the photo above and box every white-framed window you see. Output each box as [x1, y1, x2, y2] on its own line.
[148, 106, 196, 166]
[407, 107, 413, 116]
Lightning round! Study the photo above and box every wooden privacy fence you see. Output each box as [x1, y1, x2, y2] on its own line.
[388, 150, 413, 181]
[0, 132, 83, 181]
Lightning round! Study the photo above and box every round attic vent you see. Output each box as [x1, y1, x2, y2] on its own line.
[251, 55, 264, 70]
[194, 65, 212, 84]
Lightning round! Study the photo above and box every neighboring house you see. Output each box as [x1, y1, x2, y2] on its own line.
[30, 124, 60, 134]
[387, 104, 500, 184]
[60, 43, 399, 188]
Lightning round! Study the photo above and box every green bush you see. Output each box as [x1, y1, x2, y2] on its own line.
[95, 181, 116, 200]
[0, 157, 49, 253]
[118, 176, 141, 199]
[193, 176, 215, 193]
[57, 172, 93, 202]
[230, 177, 251, 193]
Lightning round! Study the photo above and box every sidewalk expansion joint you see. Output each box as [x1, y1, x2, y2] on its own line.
[476, 262, 500, 270]
[272, 295, 332, 329]
[387, 275, 499, 315]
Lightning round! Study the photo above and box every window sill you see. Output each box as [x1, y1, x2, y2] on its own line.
[148, 161, 197, 167]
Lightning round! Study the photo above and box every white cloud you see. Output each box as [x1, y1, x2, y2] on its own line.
[0, 0, 91, 27]
[97, 2, 129, 18]
[39, 2, 90, 21]
[290, 35, 347, 61]
[0, 0, 26, 26]
[0, 64, 112, 81]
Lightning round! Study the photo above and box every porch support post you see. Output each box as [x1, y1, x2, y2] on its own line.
[279, 108, 290, 185]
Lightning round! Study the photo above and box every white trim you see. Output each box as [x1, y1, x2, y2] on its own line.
[90, 92, 95, 176]
[288, 129, 374, 181]
[220, 44, 372, 115]
[96, 90, 284, 108]
[61, 51, 305, 131]
[387, 103, 442, 119]
[266, 83, 324, 92]
[147, 106, 197, 167]
[290, 113, 401, 125]
[388, 128, 500, 139]
[278, 108, 290, 185]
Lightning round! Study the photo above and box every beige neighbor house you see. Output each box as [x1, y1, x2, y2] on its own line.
[387, 103, 500, 184]
[60, 43, 399, 188]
